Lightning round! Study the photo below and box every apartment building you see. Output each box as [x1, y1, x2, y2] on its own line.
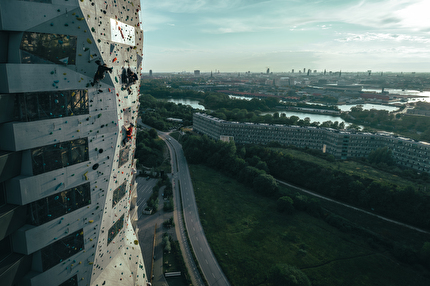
[193, 113, 430, 173]
[0, 1, 147, 285]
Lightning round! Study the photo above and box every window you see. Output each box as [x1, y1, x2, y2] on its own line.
[14, 90, 88, 122]
[112, 182, 127, 207]
[28, 182, 91, 226]
[20, 32, 76, 65]
[59, 275, 78, 286]
[119, 145, 130, 167]
[108, 215, 124, 245]
[31, 138, 89, 175]
[41, 229, 84, 271]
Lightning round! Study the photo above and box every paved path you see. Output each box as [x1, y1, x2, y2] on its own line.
[277, 179, 430, 234]
[161, 132, 230, 286]
[136, 178, 170, 286]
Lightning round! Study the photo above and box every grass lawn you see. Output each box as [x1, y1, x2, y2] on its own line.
[279, 184, 430, 251]
[190, 164, 430, 286]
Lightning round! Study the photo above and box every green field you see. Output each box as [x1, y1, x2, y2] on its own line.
[190, 164, 430, 286]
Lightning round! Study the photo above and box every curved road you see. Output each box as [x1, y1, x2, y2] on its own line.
[160, 132, 230, 286]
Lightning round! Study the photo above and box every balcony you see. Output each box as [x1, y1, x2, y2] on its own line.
[0, 64, 92, 94]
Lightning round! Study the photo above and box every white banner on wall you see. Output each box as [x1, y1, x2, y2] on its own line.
[110, 19, 135, 46]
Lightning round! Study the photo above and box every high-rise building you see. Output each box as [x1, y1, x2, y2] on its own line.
[0, 1, 147, 286]
[194, 70, 200, 76]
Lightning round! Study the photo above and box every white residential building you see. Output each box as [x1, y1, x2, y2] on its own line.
[193, 113, 430, 173]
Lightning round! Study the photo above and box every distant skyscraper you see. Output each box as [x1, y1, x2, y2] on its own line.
[194, 70, 201, 76]
[149, 70, 153, 76]
[324, 69, 326, 75]
[292, 69, 295, 73]
[0, 1, 147, 286]
[303, 68, 306, 73]
[266, 68, 270, 74]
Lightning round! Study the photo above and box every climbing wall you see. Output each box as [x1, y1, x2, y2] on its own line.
[80, 1, 146, 285]
[0, 0, 146, 285]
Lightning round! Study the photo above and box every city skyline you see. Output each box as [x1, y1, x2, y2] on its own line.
[141, 0, 430, 73]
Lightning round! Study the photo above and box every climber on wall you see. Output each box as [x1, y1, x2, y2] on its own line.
[127, 68, 139, 85]
[122, 123, 134, 146]
[122, 67, 138, 88]
[91, 60, 113, 86]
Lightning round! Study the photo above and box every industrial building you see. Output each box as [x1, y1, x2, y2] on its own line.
[0, 0, 147, 285]
[193, 113, 430, 173]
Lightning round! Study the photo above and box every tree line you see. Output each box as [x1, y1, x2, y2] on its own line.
[182, 133, 430, 269]
[341, 106, 430, 142]
[182, 134, 430, 231]
[135, 128, 164, 167]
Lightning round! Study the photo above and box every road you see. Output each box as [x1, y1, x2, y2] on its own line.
[160, 132, 230, 286]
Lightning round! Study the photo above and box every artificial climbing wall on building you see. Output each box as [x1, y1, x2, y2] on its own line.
[0, 0, 146, 285]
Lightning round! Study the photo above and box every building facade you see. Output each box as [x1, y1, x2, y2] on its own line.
[0, 1, 147, 285]
[193, 113, 430, 173]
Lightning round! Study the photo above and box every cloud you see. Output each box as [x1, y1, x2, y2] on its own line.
[335, 32, 430, 44]
[141, 0, 430, 72]
[141, 10, 173, 31]
[143, 0, 248, 13]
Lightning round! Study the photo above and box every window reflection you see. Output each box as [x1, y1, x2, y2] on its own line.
[108, 215, 124, 245]
[41, 229, 84, 271]
[28, 183, 91, 226]
[112, 182, 127, 207]
[20, 32, 76, 65]
[14, 90, 88, 122]
[31, 139, 89, 175]
[119, 145, 130, 167]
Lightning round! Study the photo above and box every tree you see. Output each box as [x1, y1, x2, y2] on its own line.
[277, 196, 295, 214]
[267, 264, 311, 286]
[252, 173, 278, 196]
[149, 128, 158, 139]
[368, 146, 395, 166]
[419, 242, 430, 267]
[346, 123, 361, 131]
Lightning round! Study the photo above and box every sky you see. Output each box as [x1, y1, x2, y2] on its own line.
[140, 0, 430, 73]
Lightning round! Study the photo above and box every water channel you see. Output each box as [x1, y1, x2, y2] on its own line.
[164, 90, 428, 126]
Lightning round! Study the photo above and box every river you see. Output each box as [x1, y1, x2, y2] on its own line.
[164, 97, 398, 126]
